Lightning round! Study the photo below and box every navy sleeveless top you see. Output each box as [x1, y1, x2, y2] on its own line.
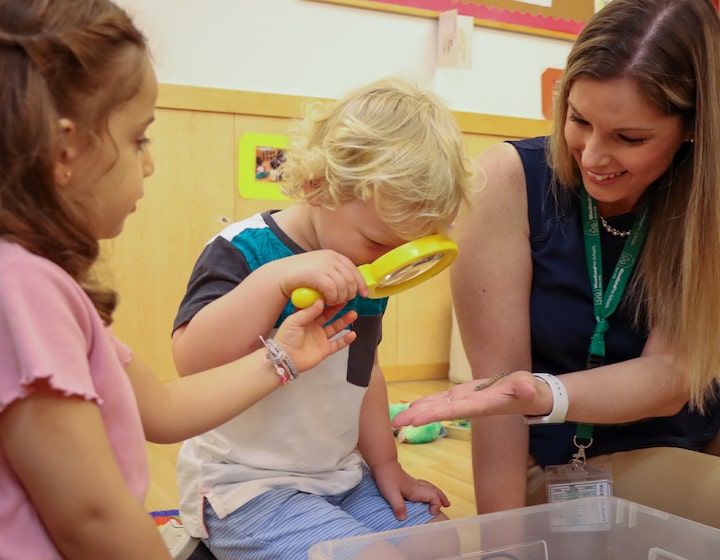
[510, 136, 720, 467]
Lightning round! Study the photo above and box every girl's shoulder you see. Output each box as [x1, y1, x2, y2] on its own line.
[0, 241, 83, 296]
[0, 241, 95, 328]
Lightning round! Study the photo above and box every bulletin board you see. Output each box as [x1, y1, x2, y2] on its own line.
[309, 0, 595, 40]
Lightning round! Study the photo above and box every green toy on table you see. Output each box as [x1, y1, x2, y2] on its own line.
[389, 403, 445, 444]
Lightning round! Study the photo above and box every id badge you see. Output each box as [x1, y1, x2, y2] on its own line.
[545, 461, 613, 503]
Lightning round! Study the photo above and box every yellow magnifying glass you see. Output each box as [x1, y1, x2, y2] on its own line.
[291, 234, 458, 308]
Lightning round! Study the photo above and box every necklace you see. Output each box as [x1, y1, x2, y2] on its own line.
[600, 216, 631, 238]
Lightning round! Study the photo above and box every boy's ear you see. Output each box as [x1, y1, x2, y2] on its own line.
[302, 177, 326, 205]
[54, 118, 80, 187]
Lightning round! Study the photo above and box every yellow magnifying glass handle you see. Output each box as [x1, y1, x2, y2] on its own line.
[291, 287, 322, 309]
[291, 265, 374, 309]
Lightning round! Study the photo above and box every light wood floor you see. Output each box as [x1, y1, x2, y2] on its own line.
[145, 379, 476, 519]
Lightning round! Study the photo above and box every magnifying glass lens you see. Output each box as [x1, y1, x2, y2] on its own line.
[377, 254, 445, 287]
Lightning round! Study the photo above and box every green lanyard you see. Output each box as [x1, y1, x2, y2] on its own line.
[577, 188, 651, 444]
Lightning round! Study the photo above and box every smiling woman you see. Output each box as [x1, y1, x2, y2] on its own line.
[392, 0, 720, 531]
[564, 76, 691, 217]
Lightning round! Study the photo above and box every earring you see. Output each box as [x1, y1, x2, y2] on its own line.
[56, 168, 71, 186]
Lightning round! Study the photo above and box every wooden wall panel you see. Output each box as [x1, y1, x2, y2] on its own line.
[101, 85, 549, 382]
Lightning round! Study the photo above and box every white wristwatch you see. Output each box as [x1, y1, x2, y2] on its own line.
[524, 373, 568, 425]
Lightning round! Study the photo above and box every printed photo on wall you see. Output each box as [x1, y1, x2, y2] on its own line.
[238, 133, 290, 201]
[255, 146, 286, 183]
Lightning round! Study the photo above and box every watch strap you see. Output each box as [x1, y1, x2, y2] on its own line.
[524, 373, 568, 425]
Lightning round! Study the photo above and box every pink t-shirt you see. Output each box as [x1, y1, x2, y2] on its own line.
[0, 242, 149, 559]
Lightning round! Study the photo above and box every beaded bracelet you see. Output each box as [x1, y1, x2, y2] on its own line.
[259, 336, 299, 385]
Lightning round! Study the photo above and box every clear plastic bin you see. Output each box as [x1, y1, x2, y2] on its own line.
[308, 496, 720, 560]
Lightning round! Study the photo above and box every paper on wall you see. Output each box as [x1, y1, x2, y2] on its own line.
[515, 0, 552, 7]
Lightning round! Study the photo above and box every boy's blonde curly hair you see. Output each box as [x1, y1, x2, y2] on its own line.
[280, 78, 475, 239]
